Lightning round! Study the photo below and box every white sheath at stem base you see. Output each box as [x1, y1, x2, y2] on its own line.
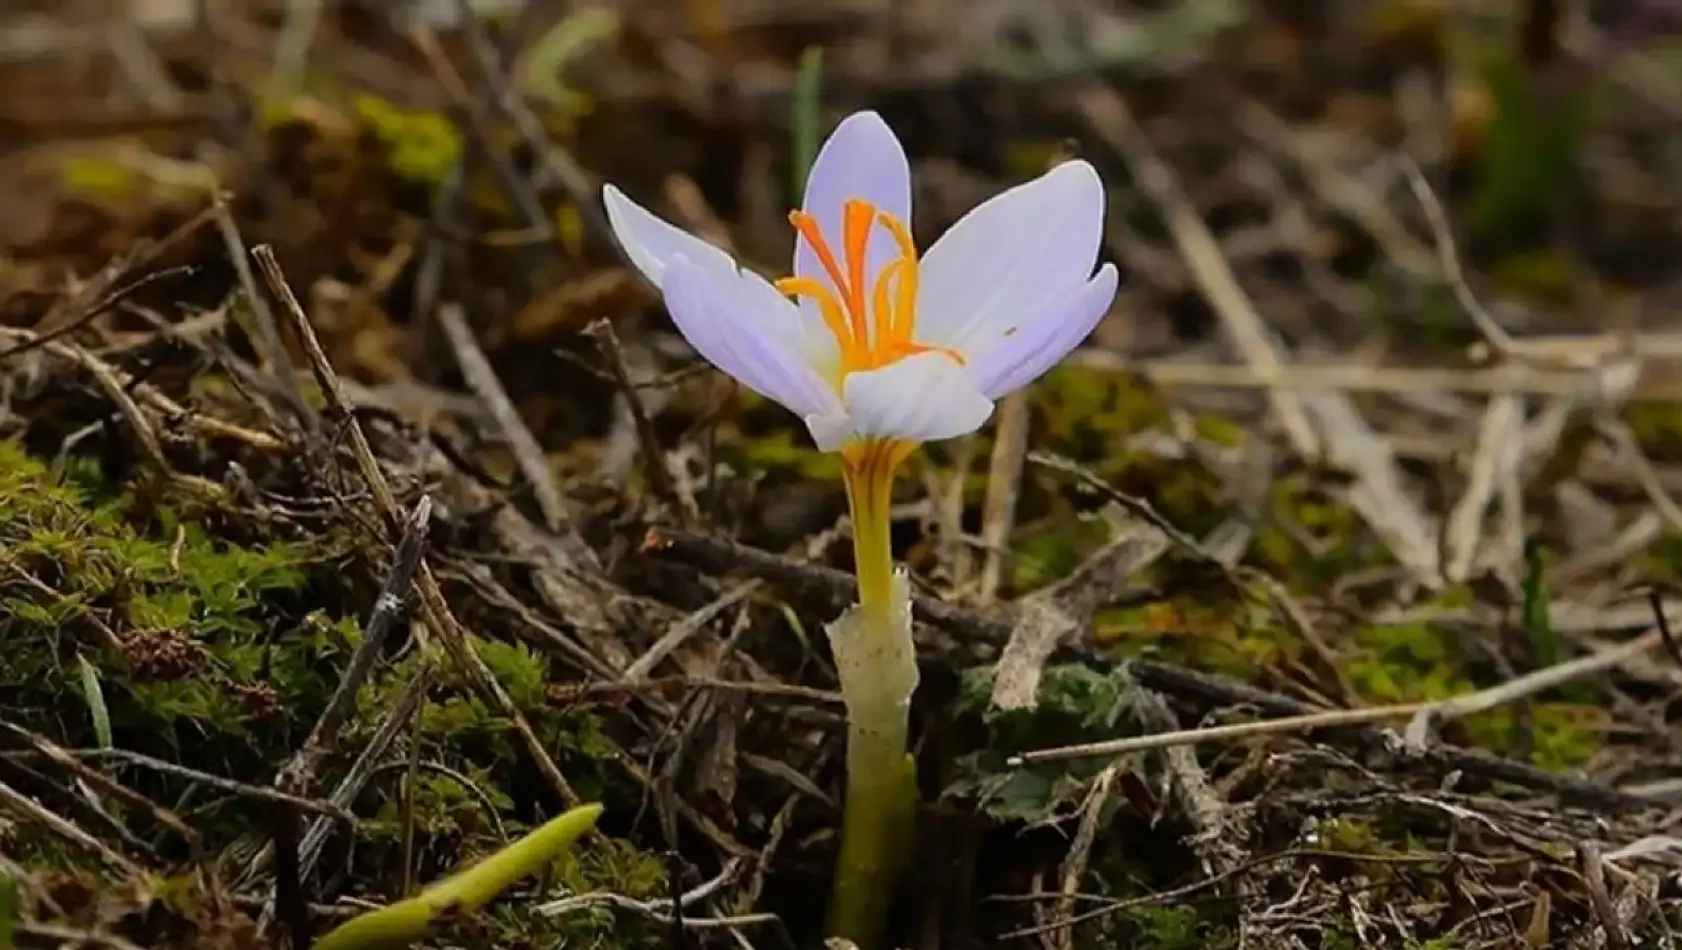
[824, 569, 919, 950]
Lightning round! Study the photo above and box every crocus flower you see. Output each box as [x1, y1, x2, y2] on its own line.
[601, 110, 1117, 468]
[602, 113, 1115, 948]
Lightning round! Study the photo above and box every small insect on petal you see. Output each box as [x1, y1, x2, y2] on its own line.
[966, 263, 1119, 398]
[913, 161, 1108, 368]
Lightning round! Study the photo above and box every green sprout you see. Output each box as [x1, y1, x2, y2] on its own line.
[310, 802, 603, 950]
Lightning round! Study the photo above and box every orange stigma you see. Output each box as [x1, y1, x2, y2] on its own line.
[776, 199, 962, 384]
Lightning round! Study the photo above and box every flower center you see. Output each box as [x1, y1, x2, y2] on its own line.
[775, 199, 963, 385]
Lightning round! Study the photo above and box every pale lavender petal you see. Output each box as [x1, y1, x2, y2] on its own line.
[794, 111, 912, 326]
[965, 263, 1118, 399]
[914, 161, 1107, 351]
[663, 255, 840, 419]
[603, 184, 734, 290]
[606, 183, 842, 380]
[838, 351, 994, 444]
[803, 410, 856, 454]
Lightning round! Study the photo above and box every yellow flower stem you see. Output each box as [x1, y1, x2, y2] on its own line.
[826, 444, 920, 949]
[846, 450, 898, 619]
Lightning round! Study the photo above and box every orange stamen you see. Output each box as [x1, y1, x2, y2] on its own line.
[775, 200, 964, 386]
[789, 211, 850, 311]
[841, 200, 874, 343]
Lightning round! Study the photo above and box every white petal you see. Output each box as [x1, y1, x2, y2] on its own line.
[804, 411, 856, 454]
[602, 184, 734, 290]
[967, 263, 1118, 398]
[663, 256, 840, 419]
[604, 183, 842, 378]
[794, 111, 913, 336]
[839, 352, 994, 444]
[914, 161, 1107, 351]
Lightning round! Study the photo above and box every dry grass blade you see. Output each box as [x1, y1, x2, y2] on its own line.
[0, 774, 144, 877]
[437, 301, 587, 546]
[989, 520, 1169, 711]
[1443, 394, 1524, 582]
[250, 244, 588, 817]
[1076, 84, 1320, 458]
[977, 390, 1030, 603]
[1006, 701, 1434, 766]
[213, 191, 319, 440]
[1076, 83, 1441, 585]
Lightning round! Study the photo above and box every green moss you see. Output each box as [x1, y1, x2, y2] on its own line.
[1343, 618, 1466, 704]
[527, 834, 668, 949]
[1625, 400, 1682, 464]
[1317, 816, 1380, 853]
[1251, 473, 1378, 586]
[1091, 581, 1305, 684]
[57, 157, 138, 198]
[0, 442, 336, 749]
[1191, 412, 1245, 448]
[1010, 514, 1112, 593]
[352, 96, 465, 188]
[2, 440, 665, 944]
[0, 874, 17, 949]
[1033, 366, 1171, 461]
[735, 427, 844, 482]
[1462, 702, 1605, 771]
[1117, 904, 1220, 950]
[1342, 607, 1604, 768]
[1489, 247, 1584, 306]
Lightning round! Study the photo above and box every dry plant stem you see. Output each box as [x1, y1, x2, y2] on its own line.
[1443, 394, 1524, 583]
[1403, 627, 1665, 745]
[249, 246, 588, 813]
[1006, 700, 1436, 766]
[643, 533, 1662, 810]
[273, 496, 433, 794]
[825, 454, 920, 949]
[65, 748, 350, 820]
[296, 667, 435, 884]
[1079, 85, 1441, 584]
[436, 302, 582, 544]
[1074, 84, 1318, 458]
[17, 923, 147, 950]
[977, 391, 1029, 601]
[1054, 765, 1119, 950]
[0, 327, 171, 476]
[621, 580, 763, 681]
[1064, 351, 1614, 398]
[235, 489, 434, 896]
[0, 775, 142, 877]
[586, 317, 692, 523]
[0, 722, 209, 857]
[213, 193, 320, 441]
[1125, 660, 1655, 811]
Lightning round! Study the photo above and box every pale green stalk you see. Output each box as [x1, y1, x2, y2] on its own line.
[310, 803, 602, 950]
[825, 447, 921, 948]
